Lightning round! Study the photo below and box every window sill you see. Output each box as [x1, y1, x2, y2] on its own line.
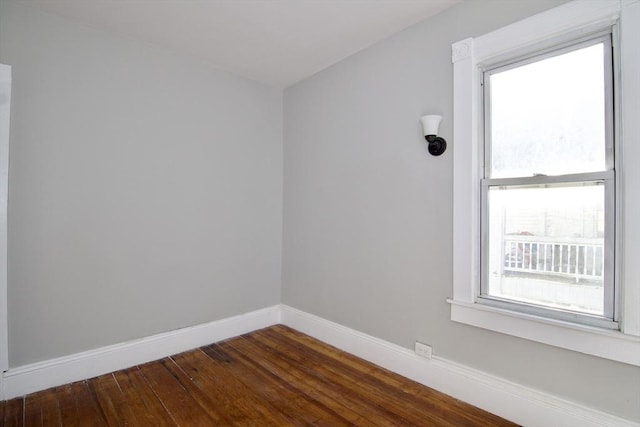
[447, 298, 640, 366]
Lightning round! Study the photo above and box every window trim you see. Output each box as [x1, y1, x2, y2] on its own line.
[0, 64, 10, 380]
[450, 0, 640, 366]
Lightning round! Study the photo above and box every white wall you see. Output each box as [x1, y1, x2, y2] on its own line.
[0, 2, 282, 367]
[283, 0, 640, 421]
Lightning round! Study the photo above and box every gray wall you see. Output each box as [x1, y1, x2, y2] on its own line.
[283, 0, 640, 421]
[0, 2, 282, 367]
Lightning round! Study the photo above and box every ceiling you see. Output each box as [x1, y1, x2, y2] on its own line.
[13, 0, 460, 88]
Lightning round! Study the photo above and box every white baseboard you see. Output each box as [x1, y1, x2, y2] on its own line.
[2, 304, 637, 427]
[280, 305, 638, 427]
[1, 305, 281, 400]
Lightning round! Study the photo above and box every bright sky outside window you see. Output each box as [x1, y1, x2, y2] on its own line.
[488, 43, 606, 179]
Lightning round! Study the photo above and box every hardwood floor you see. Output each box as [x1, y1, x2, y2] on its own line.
[1, 325, 516, 426]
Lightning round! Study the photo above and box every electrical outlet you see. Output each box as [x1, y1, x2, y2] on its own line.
[414, 341, 432, 359]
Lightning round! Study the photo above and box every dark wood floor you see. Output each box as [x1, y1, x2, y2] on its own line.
[1, 325, 516, 426]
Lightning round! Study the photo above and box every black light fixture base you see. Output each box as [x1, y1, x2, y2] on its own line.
[425, 135, 447, 156]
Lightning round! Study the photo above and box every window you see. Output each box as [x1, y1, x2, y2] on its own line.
[450, 0, 640, 366]
[480, 36, 616, 329]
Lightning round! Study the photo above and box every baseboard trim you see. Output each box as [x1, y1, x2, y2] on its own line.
[2, 304, 637, 426]
[279, 305, 638, 427]
[1, 305, 281, 400]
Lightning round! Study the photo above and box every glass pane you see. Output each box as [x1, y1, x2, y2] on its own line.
[489, 43, 606, 178]
[486, 183, 605, 316]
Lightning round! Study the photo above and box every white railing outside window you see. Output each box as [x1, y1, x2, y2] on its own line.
[502, 236, 603, 282]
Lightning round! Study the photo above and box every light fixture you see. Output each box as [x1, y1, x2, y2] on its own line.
[420, 115, 447, 156]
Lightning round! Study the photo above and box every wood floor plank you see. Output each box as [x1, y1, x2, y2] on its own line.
[159, 355, 238, 424]
[56, 385, 82, 427]
[39, 387, 63, 427]
[137, 358, 218, 425]
[69, 381, 108, 426]
[89, 373, 145, 426]
[22, 387, 63, 427]
[266, 325, 515, 426]
[207, 342, 354, 426]
[230, 333, 399, 426]
[3, 397, 23, 427]
[252, 329, 482, 427]
[23, 391, 41, 426]
[271, 324, 415, 390]
[1, 325, 516, 426]
[87, 375, 125, 427]
[201, 343, 330, 425]
[114, 367, 175, 427]
[171, 348, 294, 426]
[248, 329, 451, 425]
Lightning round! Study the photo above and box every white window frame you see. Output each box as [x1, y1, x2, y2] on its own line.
[480, 34, 616, 328]
[450, 0, 640, 366]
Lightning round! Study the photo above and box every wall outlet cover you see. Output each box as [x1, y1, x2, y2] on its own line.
[414, 341, 432, 359]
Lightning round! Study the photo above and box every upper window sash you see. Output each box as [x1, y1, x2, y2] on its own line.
[482, 33, 615, 180]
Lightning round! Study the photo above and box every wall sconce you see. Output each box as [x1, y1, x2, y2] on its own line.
[420, 115, 447, 156]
